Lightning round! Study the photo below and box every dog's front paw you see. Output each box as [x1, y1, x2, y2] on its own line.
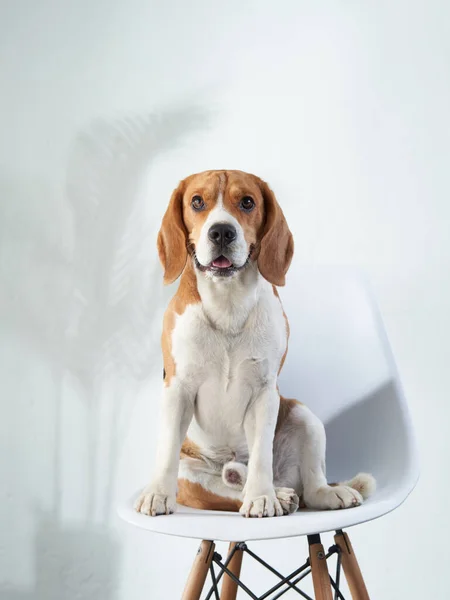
[240, 489, 284, 518]
[304, 484, 363, 510]
[134, 486, 176, 516]
[275, 487, 300, 515]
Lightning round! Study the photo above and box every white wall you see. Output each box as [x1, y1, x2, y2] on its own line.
[1, 1, 449, 598]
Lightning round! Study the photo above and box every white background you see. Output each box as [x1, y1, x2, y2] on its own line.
[1, 1, 449, 598]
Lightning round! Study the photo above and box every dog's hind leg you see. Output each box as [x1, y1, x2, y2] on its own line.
[222, 460, 299, 514]
[177, 458, 298, 514]
[221, 460, 248, 490]
[177, 457, 244, 511]
[274, 402, 375, 510]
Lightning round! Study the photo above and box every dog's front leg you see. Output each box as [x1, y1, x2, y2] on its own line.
[135, 382, 194, 516]
[240, 384, 284, 518]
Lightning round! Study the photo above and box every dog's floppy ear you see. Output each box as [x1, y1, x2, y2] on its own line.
[257, 179, 294, 286]
[157, 181, 188, 285]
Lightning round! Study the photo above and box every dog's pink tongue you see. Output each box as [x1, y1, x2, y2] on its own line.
[212, 256, 232, 268]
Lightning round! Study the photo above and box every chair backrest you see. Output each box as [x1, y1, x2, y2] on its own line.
[278, 266, 419, 488]
[279, 266, 396, 422]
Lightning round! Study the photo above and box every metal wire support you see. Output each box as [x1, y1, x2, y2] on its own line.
[203, 534, 348, 600]
[208, 562, 220, 600]
[204, 545, 239, 600]
[332, 544, 343, 600]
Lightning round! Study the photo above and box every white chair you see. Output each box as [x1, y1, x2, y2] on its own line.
[118, 267, 419, 599]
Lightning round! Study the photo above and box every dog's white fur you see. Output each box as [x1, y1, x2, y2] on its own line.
[135, 173, 375, 518]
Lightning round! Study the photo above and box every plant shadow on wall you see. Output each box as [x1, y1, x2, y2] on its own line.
[0, 107, 210, 599]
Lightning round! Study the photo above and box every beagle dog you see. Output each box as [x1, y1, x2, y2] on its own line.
[135, 170, 375, 518]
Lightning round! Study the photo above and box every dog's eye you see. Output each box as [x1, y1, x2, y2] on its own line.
[191, 195, 205, 211]
[240, 196, 255, 212]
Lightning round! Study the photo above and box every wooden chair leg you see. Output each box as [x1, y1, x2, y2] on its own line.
[182, 540, 215, 600]
[334, 530, 370, 600]
[220, 542, 244, 600]
[308, 534, 333, 600]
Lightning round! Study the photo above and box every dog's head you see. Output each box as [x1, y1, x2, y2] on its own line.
[157, 170, 294, 286]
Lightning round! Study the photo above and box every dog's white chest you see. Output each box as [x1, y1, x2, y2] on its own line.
[171, 283, 287, 450]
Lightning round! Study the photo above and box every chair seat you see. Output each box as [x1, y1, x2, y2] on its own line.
[118, 479, 414, 542]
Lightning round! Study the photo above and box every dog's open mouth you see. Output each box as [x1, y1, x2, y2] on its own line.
[207, 255, 235, 276]
[211, 256, 232, 269]
[191, 245, 254, 277]
[193, 249, 253, 277]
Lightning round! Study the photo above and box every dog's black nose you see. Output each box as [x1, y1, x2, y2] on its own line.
[208, 223, 237, 246]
